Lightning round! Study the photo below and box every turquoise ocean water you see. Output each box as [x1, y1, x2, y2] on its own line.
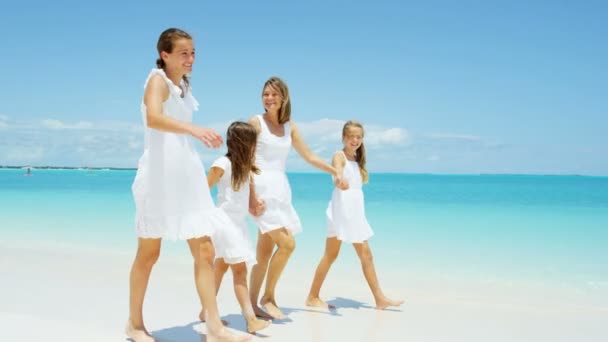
[1, 168, 607, 288]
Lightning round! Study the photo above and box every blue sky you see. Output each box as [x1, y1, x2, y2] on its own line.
[0, 0, 606, 175]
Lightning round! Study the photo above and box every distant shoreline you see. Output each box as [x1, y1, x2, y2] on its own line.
[0, 165, 136, 171]
[1, 166, 605, 177]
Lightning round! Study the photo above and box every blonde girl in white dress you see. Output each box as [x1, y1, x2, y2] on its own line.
[306, 120, 404, 310]
[201, 121, 271, 334]
[247, 77, 346, 319]
[127, 28, 250, 342]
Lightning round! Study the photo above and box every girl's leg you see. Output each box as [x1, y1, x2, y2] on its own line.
[306, 237, 342, 308]
[260, 228, 296, 319]
[231, 263, 271, 333]
[215, 258, 230, 291]
[126, 238, 161, 342]
[188, 237, 251, 342]
[249, 231, 275, 319]
[199, 258, 230, 322]
[353, 241, 404, 309]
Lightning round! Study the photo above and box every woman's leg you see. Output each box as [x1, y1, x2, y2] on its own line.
[306, 237, 342, 308]
[259, 228, 296, 319]
[126, 238, 161, 342]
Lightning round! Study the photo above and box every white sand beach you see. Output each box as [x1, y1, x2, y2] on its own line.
[1, 240, 606, 342]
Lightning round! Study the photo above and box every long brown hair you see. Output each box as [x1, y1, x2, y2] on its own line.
[226, 121, 260, 191]
[156, 28, 192, 89]
[343, 120, 369, 183]
[262, 77, 291, 124]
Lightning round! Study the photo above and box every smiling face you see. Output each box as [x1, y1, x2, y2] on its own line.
[262, 84, 283, 114]
[161, 38, 195, 75]
[343, 126, 364, 155]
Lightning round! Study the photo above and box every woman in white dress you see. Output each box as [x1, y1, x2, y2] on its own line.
[127, 28, 250, 342]
[305, 120, 404, 310]
[247, 77, 345, 319]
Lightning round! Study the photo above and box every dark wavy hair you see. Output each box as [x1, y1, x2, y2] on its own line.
[226, 121, 260, 191]
[156, 28, 192, 88]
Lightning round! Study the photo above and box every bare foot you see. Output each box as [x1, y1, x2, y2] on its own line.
[260, 296, 286, 319]
[125, 320, 155, 342]
[305, 296, 335, 309]
[252, 305, 274, 320]
[207, 327, 252, 342]
[199, 310, 229, 326]
[246, 317, 271, 333]
[375, 296, 404, 310]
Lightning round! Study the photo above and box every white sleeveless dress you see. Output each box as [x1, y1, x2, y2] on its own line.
[326, 151, 374, 243]
[210, 156, 257, 268]
[251, 115, 302, 234]
[131, 68, 233, 240]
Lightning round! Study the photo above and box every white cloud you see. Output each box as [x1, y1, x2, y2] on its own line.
[296, 119, 409, 147]
[365, 127, 409, 146]
[5, 147, 45, 163]
[428, 133, 481, 141]
[0, 115, 8, 129]
[296, 118, 345, 143]
[3, 116, 496, 173]
[280, 119, 411, 172]
[42, 119, 93, 130]
[128, 137, 142, 150]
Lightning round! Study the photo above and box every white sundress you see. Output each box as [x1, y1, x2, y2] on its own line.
[210, 156, 257, 269]
[131, 68, 233, 240]
[326, 151, 374, 243]
[251, 115, 302, 234]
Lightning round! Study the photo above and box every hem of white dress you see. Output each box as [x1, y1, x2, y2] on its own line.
[217, 255, 257, 270]
[327, 231, 374, 244]
[135, 206, 235, 241]
[257, 223, 303, 235]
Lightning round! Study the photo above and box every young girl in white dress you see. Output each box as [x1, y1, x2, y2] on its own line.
[247, 77, 345, 319]
[201, 121, 271, 334]
[306, 120, 404, 310]
[127, 28, 250, 342]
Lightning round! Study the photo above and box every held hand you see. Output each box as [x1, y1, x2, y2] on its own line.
[249, 197, 266, 217]
[190, 126, 223, 148]
[256, 198, 266, 216]
[334, 176, 349, 190]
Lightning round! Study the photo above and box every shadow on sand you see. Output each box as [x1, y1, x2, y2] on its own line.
[150, 321, 202, 342]
[327, 296, 403, 312]
[150, 316, 262, 342]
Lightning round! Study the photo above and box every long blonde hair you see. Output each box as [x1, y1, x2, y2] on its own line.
[262, 77, 291, 124]
[343, 120, 369, 183]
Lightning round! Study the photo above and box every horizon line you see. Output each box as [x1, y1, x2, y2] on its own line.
[1, 165, 606, 178]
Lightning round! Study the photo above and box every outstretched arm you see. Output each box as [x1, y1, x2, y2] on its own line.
[291, 121, 337, 176]
[144, 75, 222, 148]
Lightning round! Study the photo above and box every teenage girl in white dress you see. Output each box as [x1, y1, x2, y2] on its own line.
[127, 28, 250, 342]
